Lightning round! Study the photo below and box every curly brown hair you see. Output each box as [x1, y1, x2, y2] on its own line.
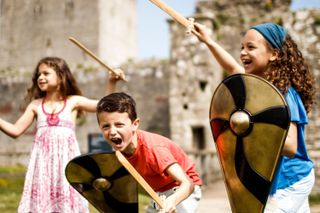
[265, 34, 315, 113]
[26, 56, 84, 117]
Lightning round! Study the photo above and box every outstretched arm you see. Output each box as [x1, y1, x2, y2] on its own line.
[0, 101, 36, 138]
[194, 23, 245, 75]
[72, 69, 126, 113]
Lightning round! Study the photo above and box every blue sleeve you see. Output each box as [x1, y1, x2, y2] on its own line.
[285, 87, 308, 125]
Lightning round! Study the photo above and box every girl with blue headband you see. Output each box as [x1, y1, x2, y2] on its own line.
[194, 22, 315, 212]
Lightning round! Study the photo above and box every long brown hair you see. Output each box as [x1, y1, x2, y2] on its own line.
[26, 56, 84, 116]
[265, 35, 315, 113]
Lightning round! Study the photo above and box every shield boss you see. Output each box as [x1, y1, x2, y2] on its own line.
[209, 74, 290, 212]
[65, 152, 138, 213]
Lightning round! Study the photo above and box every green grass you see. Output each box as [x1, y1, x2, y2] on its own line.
[138, 186, 152, 212]
[0, 165, 25, 213]
[0, 164, 26, 174]
[0, 178, 24, 212]
[0, 166, 151, 213]
[310, 194, 320, 205]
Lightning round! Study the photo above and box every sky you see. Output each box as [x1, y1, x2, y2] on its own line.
[137, 0, 320, 59]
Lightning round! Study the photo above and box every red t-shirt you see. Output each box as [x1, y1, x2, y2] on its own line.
[126, 130, 202, 192]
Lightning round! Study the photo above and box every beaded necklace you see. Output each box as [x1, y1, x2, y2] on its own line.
[42, 98, 66, 126]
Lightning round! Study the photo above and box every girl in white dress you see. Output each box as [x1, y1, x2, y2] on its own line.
[0, 56, 125, 212]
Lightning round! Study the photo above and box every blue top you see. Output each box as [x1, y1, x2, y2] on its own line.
[270, 87, 314, 194]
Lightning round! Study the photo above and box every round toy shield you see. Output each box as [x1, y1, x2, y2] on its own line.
[65, 152, 138, 213]
[209, 74, 290, 213]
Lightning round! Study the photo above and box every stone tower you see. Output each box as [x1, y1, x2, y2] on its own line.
[0, 0, 137, 72]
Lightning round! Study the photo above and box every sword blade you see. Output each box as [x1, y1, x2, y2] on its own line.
[148, 0, 200, 36]
[115, 151, 165, 209]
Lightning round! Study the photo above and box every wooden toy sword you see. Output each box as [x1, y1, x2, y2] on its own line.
[69, 37, 127, 81]
[148, 0, 200, 36]
[115, 151, 165, 209]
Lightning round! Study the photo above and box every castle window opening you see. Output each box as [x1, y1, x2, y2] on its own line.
[192, 126, 205, 150]
[199, 80, 207, 91]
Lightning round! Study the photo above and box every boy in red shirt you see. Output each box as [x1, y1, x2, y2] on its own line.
[96, 92, 202, 213]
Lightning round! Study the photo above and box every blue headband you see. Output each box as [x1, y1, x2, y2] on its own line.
[250, 23, 287, 49]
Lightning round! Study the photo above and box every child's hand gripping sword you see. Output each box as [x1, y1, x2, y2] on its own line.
[148, 0, 200, 36]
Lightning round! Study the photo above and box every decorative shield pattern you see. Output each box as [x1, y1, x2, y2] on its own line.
[65, 152, 138, 213]
[209, 74, 290, 212]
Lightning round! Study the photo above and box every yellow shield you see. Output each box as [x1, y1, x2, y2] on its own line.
[209, 74, 290, 212]
[65, 152, 138, 213]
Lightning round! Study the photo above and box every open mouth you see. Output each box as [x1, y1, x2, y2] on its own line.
[242, 59, 252, 66]
[38, 82, 47, 87]
[110, 138, 122, 145]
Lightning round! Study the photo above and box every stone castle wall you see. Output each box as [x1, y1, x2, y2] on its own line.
[0, 0, 136, 72]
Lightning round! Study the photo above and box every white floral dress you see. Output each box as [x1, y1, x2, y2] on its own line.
[18, 98, 88, 213]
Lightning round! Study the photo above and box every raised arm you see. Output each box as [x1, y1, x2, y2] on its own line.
[72, 69, 126, 113]
[106, 68, 126, 94]
[194, 23, 245, 75]
[0, 101, 37, 138]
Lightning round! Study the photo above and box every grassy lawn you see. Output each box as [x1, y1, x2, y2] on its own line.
[0, 165, 26, 213]
[310, 193, 320, 205]
[0, 165, 151, 213]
